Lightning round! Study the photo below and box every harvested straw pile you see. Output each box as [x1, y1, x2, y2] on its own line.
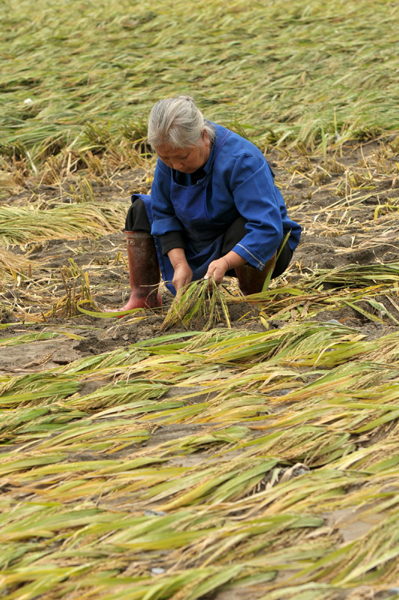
[0, 204, 125, 246]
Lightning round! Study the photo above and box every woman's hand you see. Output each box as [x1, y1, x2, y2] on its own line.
[205, 251, 247, 285]
[205, 257, 230, 285]
[173, 262, 193, 291]
[167, 248, 193, 291]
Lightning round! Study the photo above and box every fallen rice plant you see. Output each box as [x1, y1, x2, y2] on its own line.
[0, 203, 125, 247]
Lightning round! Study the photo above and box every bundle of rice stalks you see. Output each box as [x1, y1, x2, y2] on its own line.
[0, 203, 126, 246]
[308, 262, 399, 289]
[161, 279, 231, 331]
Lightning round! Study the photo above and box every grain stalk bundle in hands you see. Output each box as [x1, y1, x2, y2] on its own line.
[161, 278, 231, 331]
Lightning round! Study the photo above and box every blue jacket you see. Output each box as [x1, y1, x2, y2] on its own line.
[150, 124, 301, 270]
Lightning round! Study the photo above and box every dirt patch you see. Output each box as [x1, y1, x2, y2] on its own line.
[144, 423, 207, 447]
[325, 506, 385, 544]
[0, 338, 81, 374]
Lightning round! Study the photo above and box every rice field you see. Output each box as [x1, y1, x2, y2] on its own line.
[1, 0, 399, 154]
[1, 0, 399, 599]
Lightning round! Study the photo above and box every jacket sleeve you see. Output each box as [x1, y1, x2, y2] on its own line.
[229, 153, 283, 269]
[158, 231, 186, 255]
[150, 159, 185, 236]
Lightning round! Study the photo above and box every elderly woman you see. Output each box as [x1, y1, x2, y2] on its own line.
[120, 96, 301, 310]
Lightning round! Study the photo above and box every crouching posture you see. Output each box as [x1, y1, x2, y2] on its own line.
[120, 96, 301, 311]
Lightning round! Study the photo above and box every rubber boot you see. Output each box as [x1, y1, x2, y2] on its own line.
[235, 253, 276, 296]
[120, 231, 162, 310]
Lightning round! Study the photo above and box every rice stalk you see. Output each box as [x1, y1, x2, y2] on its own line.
[262, 231, 291, 293]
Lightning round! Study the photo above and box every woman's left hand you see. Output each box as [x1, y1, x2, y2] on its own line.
[205, 251, 247, 285]
[205, 257, 230, 285]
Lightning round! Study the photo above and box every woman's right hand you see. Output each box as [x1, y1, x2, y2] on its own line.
[173, 262, 193, 291]
[168, 248, 193, 291]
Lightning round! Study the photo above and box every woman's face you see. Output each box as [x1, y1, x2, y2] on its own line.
[155, 130, 211, 173]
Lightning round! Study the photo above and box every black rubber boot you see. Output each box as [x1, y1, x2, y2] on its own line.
[234, 254, 276, 296]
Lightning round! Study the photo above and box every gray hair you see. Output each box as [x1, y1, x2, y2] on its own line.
[147, 96, 216, 149]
